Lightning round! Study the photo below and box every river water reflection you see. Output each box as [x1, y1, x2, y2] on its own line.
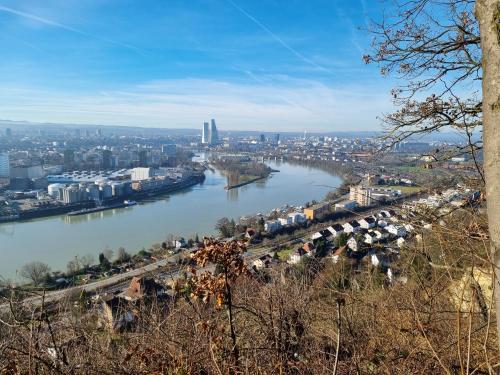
[0, 158, 342, 279]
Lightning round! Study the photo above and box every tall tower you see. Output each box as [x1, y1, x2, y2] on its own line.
[101, 150, 112, 169]
[0, 153, 9, 178]
[202, 122, 209, 144]
[63, 149, 75, 170]
[209, 119, 219, 145]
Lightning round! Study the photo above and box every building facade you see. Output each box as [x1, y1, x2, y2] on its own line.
[0, 153, 10, 178]
[202, 122, 210, 144]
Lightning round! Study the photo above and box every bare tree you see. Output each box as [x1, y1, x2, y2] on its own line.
[116, 247, 130, 263]
[19, 261, 51, 286]
[103, 248, 114, 262]
[367, 0, 500, 351]
[80, 254, 95, 269]
[365, 0, 484, 177]
[66, 259, 80, 275]
[475, 0, 500, 350]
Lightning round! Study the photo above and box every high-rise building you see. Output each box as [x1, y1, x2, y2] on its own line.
[275, 133, 280, 144]
[0, 153, 10, 178]
[63, 149, 75, 170]
[5, 128, 12, 138]
[138, 150, 148, 167]
[259, 134, 266, 143]
[102, 150, 113, 169]
[162, 144, 177, 156]
[202, 122, 210, 144]
[209, 119, 219, 145]
[350, 185, 373, 207]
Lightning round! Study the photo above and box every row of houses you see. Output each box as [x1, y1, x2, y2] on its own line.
[264, 211, 307, 233]
[287, 209, 412, 265]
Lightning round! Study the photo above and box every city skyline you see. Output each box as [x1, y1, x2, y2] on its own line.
[0, 0, 396, 132]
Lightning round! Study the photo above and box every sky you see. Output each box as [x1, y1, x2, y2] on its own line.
[0, 0, 396, 132]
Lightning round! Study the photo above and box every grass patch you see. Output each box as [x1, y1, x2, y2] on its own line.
[276, 248, 293, 261]
[375, 185, 424, 194]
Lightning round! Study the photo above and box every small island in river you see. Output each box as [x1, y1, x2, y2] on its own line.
[209, 155, 278, 190]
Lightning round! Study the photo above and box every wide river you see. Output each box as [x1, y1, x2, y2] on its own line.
[0, 157, 342, 280]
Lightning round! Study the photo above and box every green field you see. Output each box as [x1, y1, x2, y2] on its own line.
[276, 248, 293, 261]
[375, 185, 423, 194]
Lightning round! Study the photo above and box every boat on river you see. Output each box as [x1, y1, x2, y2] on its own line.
[67, 200, 137, 216]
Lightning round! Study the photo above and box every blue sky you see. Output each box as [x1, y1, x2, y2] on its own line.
[0, 0, 395, 131]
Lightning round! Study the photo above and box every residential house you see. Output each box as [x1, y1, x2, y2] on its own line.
[99, 295, 134, 332]
[330, 245, 346, 263]
[372, 229, 388, 240]
[335, 200, 358, 211]
[264, 220, 282, 233]
[253, 254, 274, 270]
[377, 219, 388, 228]
[347, 236, 359, 251]
[311, 231, 324, 242]
[327, 223, 345, 237]
[359, 216, 377, 229]
[302, 242, 316, 256]
[174, 238, 187, 249]
[121, 276, 165, 302]
[278, 217, 291, 226]
[288, 212, 306, 224]
[245, 228, 257, 241]
[343, 220, 361, 233]
[288, 248, 307, 264]
[385, 224, 407, 237]
[364, 231, 377, 245]
[303, 202, 330, 220]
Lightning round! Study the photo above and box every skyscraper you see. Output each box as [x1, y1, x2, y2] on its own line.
[209, 119, 219, 145]
[138, 150, 148, 166]
[102, 150, 112, 169]
[64, 149, 75, 170]
[202, 122, 209, 144]
[5, 128, 12, 138]
[0, 153, 9, 178]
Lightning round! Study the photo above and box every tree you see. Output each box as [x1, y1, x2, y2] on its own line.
[98, 252, 111, 271]
[258, 217, 265, 232]
[116, 247, 130, 263]
[80, 254, 95, 269]
[215, 217, 234, 238]
[103, 248, 113, 262]
[19, 261, 51, 286]
[67, 259, 80, 275]
[365, 0, 483, 177]
[367, 0, 500, 350]
[475, 0, 500, 349]
[334, 233, 349, 248]
[190, 238, 248, 369]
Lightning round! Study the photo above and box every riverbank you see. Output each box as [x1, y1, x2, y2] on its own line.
[1, 174, 205, 224]
[224, 169, 279, 190]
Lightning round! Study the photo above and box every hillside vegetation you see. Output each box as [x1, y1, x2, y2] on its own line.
[0, 205, 497, 374]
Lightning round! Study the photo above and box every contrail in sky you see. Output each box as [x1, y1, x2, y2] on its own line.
[0, 4, 143, 54]
[226, 0, 335, 76]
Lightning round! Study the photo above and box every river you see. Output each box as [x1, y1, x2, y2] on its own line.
[0, 157, 342, 280]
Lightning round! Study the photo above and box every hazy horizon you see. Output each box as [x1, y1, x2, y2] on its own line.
[0, 0, 396, 132]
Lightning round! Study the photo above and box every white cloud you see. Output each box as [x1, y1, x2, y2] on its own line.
[0, 77, 393, 131]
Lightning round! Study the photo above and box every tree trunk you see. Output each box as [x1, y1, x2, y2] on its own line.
[475, 0, 500, 351]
